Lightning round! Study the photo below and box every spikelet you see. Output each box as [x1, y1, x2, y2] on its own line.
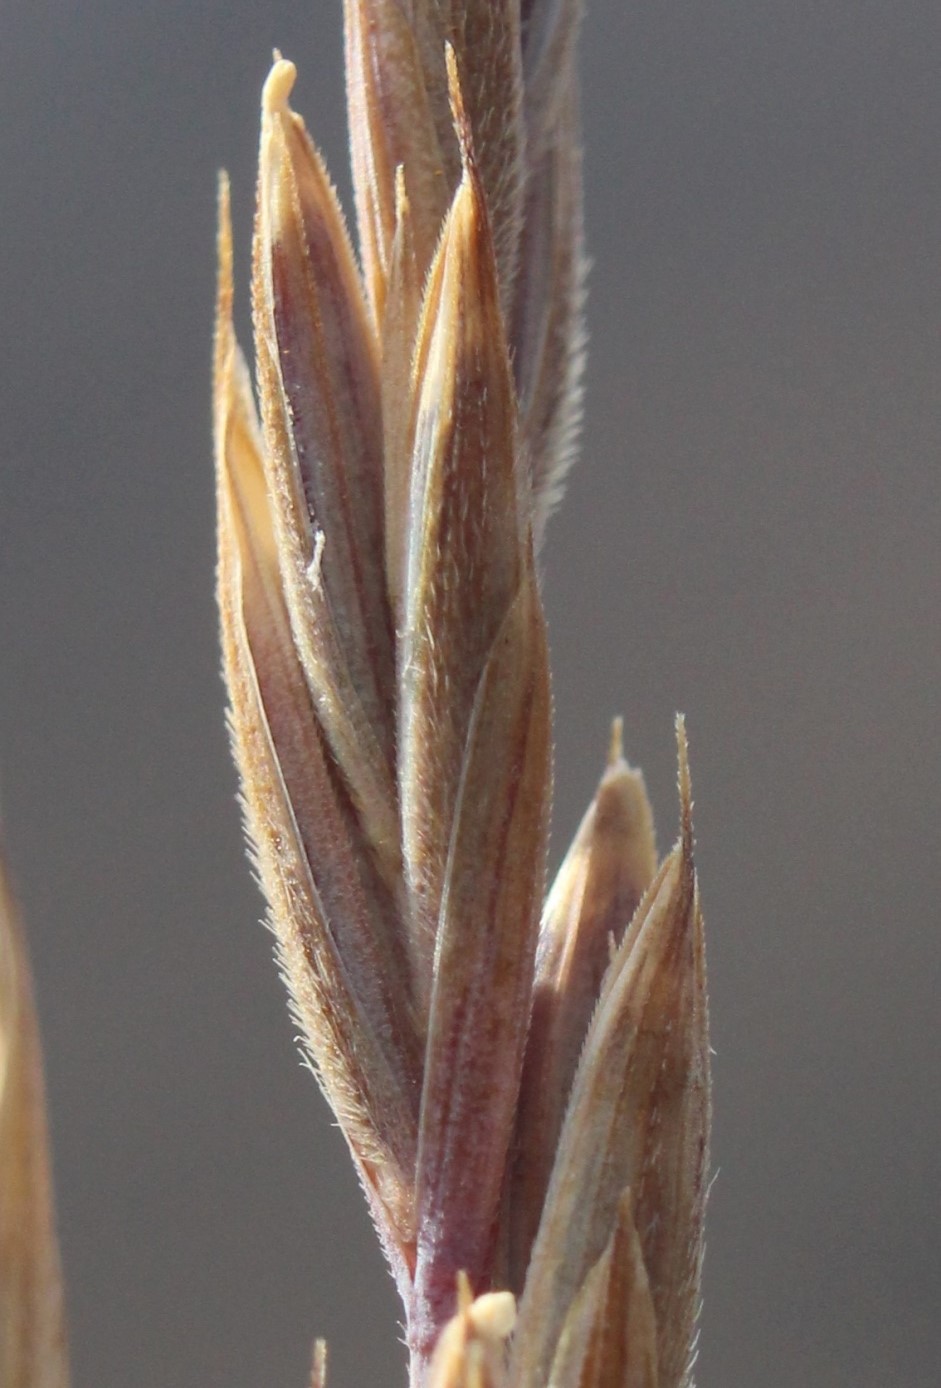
[507, 719, 658, 1289]
[215, 4, 711, 1385]
[511, 723, 709, 1388]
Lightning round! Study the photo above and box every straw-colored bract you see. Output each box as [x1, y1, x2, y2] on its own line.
[0, 856, 68, 1388]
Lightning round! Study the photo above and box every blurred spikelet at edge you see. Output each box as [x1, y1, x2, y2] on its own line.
[0, 854, 68, 1388]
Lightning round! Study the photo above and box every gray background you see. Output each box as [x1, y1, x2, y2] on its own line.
[1, 2, 939, 1385]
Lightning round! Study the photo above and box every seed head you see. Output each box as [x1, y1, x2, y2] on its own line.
[214, 7, 710, 1385]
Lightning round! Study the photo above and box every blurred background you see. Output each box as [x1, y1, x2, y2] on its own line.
[1, 2, 939, 1385]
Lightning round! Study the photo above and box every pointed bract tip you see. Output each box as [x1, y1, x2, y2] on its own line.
[444, 43, 474, 174]
[394, 163, 409, 221]
[263, 56, 297, 116]
[213, 171, 234, 398]
[217, 169, 231, 231]
[675, 712, 694, 858]
[607, 715, 625, 768]
[309, 1339, 328, 1388]
[215, 169, 232, 289]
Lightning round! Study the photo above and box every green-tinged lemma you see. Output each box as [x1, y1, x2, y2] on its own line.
[214, 4, 709, 1386]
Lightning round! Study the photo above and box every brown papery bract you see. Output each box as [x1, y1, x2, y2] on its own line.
[401, 72, 552, 1372]
[547, 1189, 660, 1388]
[253, 60, 401, 888]
[381, 169, 425, 626]
[216, 176, 420, 1287]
